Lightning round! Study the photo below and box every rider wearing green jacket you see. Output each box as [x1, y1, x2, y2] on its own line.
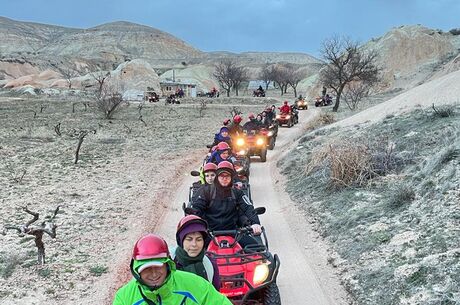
[113, 234, 232, 305]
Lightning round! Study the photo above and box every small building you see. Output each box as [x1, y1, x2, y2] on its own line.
[160, 80, 197, 97]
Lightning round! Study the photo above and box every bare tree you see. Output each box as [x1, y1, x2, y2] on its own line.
[3, 206, 60, 265]
[198, 100, 208, 117]
[271, 64, 290, 96]
[320, 36, 381, 112]
[259, 64, 274, 90]
[342, 81, 371, 110]
[229, 106, 243, 118]
[95, 81, 125, 119]
[90, 70, 111, 96]
[213, 60, 235, 97]
[232, 65, 249, 96]
[54, 122, 62, 136]
[75, 129, 96, 164]
[49, 60, 81, 89]
[286, 65, 305, 97]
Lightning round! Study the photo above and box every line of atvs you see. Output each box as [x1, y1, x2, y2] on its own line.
[179, 107, 305, 304]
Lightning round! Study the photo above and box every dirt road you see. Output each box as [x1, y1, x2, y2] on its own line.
[156, 108, 349, 305]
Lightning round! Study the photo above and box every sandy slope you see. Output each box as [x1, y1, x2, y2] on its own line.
[332, 69, 460, 128]
[155, 108, 350, 305]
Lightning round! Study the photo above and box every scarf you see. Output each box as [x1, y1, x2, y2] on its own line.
[174, 246, 207, 280]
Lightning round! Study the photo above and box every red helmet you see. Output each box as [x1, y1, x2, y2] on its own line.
[216, 160, 235, 176]
[132, 234, 170, 260]
[217, 141, 230, 151]
[284, 101, 289, 105]
[233, 115, 242, 124]
[203, 162, 217, 172]
[248, 113, 255, 119]
[176, 215, 208, 247]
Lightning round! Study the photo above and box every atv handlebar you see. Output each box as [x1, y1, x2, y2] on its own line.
[210, 225, 262, 237]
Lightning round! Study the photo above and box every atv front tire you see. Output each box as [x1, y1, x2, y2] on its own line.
[268, 137, 275, 150]
[260, 148, 267, 162]
[263, 282, 281, 305]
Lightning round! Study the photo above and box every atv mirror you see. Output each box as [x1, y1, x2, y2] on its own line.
[254, 207, 266, 215]
[206, 144, 212, 149]
[190, 170, 201, 177]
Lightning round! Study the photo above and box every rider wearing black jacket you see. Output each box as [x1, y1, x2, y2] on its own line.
[191, 161, 261, 246]
[242, 113, 262, 133]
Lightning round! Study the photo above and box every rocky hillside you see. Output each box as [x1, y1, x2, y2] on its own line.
[2, 17, 460, 101]
[0, 17, 202, 61]
[363, 25, 460, 91]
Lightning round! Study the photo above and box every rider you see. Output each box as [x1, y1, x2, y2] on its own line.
[264, 107, 275, 124]
[242, 113, 261, 133]
[211, 126, 232, 149]
[279, 101, 291, 114]
[207, 142, 235, 165]
[113, 234, 232, 305]
[171, 215, 220, 290]
[228, 115, 244, 138]
[191, 161, 262, 247]
[202, 162, 217, 185]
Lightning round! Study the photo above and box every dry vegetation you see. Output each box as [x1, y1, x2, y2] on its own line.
[0, 95, 265, 304]
[280, 104, 460, 304]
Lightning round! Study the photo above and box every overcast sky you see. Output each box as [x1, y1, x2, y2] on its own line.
[2, 0, 459, 57]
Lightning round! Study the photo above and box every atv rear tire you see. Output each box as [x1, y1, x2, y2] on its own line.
[260, 148, 267, 162]
[263, 282, 281, 305]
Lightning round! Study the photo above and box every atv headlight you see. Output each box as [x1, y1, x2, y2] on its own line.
[286, 115, 291, 119]
[236, 138, 245, 146]
[256, 138, 264, 146]
[253, 263, 270, 285]
[267, 131, 274, 137]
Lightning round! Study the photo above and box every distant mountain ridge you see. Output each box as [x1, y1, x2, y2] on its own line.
[0, 17, 320, 67]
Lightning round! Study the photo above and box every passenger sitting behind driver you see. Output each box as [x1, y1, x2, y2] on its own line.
[171, 215, 221, 290]
[207, 141, 235, 165]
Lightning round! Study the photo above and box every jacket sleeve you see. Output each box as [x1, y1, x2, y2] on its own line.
[191, 186, 209, 218]
[112, 288, 127, 305]
[236, 190, 260, 225]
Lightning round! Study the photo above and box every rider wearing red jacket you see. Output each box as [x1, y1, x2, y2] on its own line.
[279, 101, 291, 114]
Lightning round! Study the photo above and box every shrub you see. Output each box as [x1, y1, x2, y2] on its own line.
[431, 104, 455, 118]
[306, 140, 374, 188]
[89, 265, 108, 276]
[0, 253, 21, 279]
[449, 28, 460, 35]
[319, 113, 335, 125]
[37, 267, 51, 278]
[389, 184, 416, 208]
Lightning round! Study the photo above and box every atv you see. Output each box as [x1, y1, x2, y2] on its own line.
[259, 127, 276, 151]
[275, 112, 294, 128]
[165, 94, 181, 105]
[207, 210, 281, 305]
[295, 98, 308, 110]
[253, 89, 266, 97]
[242, 130, 268, 162]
